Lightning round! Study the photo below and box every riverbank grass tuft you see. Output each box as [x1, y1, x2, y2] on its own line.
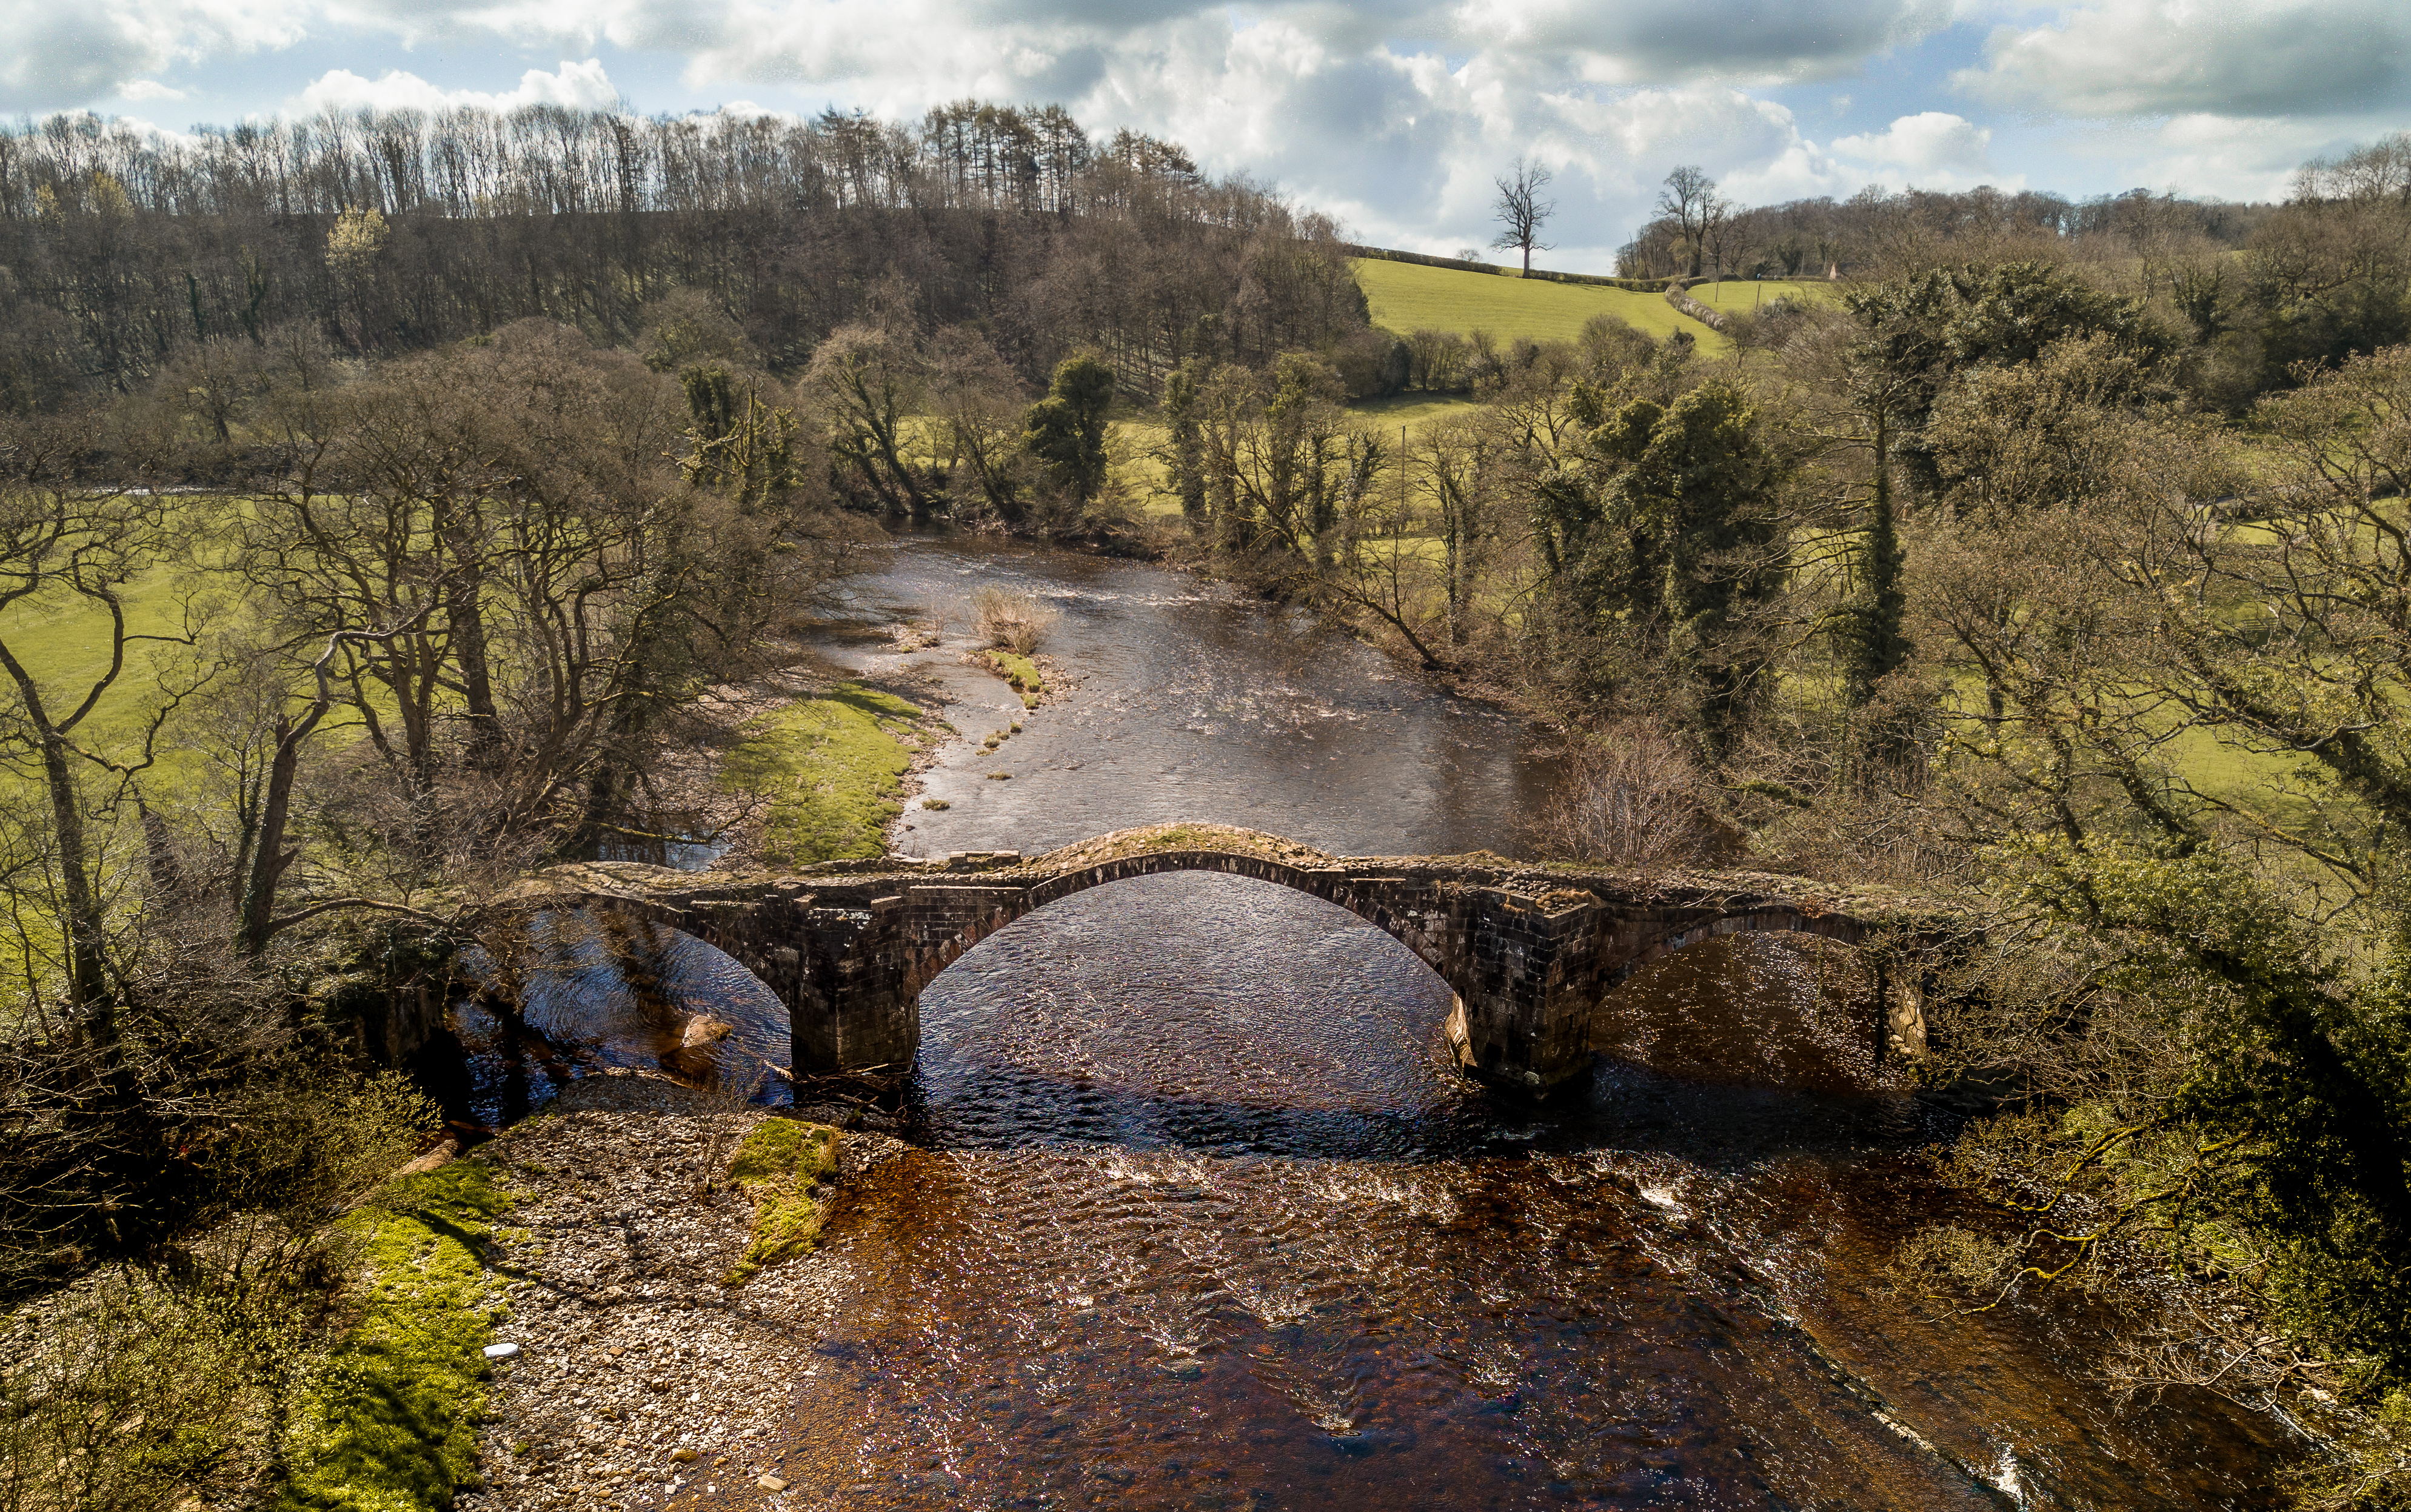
[720, 684, 923, 862]
[279, 1159, 513, 1512]
[972, 649, 1046, 707]
[971, 586, 1057, 655]
[723, 1119, 841, 1285]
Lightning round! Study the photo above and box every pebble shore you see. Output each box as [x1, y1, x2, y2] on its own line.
[454, 1075, 902, 1511]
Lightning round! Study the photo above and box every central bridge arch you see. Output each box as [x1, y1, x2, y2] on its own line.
[888, 846, 1458, 1023]
[537, 824, 1942, 1092]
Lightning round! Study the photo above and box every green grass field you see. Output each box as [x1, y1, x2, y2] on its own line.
[1682, 279, 1845, 315]
[0, 541, 488, 855]
[3, 584, 184, 734]
[720, 683, 925, 863]
[1349, 394, 1491, 430]
[1353, 259, 1726, 353]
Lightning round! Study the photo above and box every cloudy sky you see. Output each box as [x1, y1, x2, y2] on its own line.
[7, 0, 2407, 268]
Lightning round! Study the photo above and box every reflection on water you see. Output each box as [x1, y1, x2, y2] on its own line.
[1589, 925, 1899, 1099]
[440, 913, 792, 1129]
[726, 873, 2287, 1511]
[440, 531, 1560, 1126]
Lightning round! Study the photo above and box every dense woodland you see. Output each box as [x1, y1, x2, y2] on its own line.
[1616, 178, 2272, 281]
[4, 98, 2411, 1510]
[0, 101, 1371, 409]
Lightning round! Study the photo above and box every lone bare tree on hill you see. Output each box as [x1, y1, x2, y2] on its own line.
[1491, 159, 1556, 273]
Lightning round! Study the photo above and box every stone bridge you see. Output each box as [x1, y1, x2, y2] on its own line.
[528, 824, 1959, 1092]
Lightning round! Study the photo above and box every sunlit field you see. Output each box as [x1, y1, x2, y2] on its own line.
[1351, 258, 1727, 352]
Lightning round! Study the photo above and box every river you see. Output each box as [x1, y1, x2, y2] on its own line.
[456, 534, 2293, 1508]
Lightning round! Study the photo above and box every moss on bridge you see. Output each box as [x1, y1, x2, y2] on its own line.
[1035, 823, 1338, 871]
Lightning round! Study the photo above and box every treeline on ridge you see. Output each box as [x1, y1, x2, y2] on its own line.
[1616, 137, 2411, 408]
[0, 100, 1371, 410]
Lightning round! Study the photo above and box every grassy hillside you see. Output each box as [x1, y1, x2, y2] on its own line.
[1682, 279, 1845, 315]
[1353, 259, 1726, 352]
[0, 557, 229, 795]
[1348, 395, 1491, 431]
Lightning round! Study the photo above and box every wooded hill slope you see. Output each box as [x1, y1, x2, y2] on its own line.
[0, 102, 1371, 409]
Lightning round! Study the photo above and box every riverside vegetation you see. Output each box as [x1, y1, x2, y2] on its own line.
[0, 96, 2409, 1507]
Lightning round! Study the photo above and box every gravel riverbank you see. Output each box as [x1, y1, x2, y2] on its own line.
[454, 1074, 903, 1511]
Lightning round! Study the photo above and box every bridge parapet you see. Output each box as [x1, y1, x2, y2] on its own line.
[524, 823, 1961, 1091]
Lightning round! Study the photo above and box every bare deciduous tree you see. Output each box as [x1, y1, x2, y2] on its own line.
[808, 325, 929, 516]
[1491, 158, 1556, 275]
[1656, 165, 1716, 280]
[929, 327, 1033, 525]
[0, 415, 209, 1028]
[1522, 726, 1719, 871]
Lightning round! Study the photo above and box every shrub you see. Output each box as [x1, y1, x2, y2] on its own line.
[1328, 328, 1411, 398]
[1522, 726, 1720, 871]
[0, 1072, 442, 1512]
[3, 1272, 293, 1512]
[1405, 329, 1474, 392]
[971, 586, 1057, 655]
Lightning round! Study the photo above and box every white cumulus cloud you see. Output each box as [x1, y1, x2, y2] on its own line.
[1956, 0, 2411, 118]
[1, 10, 175, 110]
[287, 58, 621, 116]
[1444, 0, 1951, 82]
[2048, 111, 2403, 202]
[1830, 110, 2011, 188]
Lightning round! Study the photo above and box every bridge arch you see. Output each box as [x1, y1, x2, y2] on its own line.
[889, 848, 1463, 1010]
[1605, 909, 1868, 986]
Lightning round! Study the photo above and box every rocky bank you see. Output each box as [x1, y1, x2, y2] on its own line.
[453, 1074, 904, 1511]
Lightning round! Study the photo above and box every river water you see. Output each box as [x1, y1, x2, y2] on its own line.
[820, 535, 1563, 859]
[463, 534, 2293, 1507]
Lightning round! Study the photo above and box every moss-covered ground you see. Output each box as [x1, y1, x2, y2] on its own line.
[974, 650, 1046, 706]
[279, 1159, 514, 1512]
[723, 1119, 841, 1285]
[719, 684, 924, 863]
